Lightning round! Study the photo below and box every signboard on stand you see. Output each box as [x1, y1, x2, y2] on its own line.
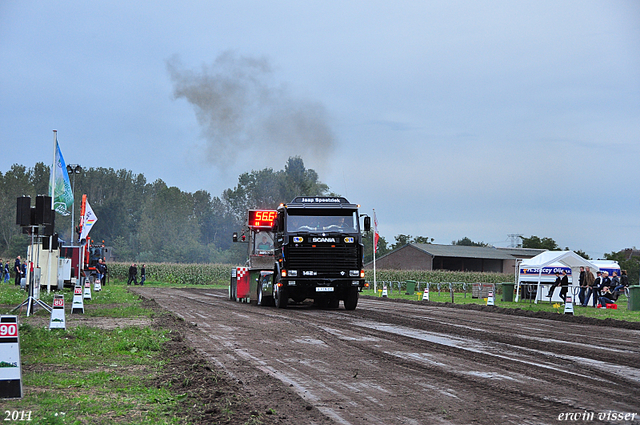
[0, 316, 22, 399]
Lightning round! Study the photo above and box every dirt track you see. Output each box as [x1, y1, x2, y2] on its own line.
[132, 287, 640, 425]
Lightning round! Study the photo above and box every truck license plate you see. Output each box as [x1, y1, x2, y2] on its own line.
[316, 287, 334, 292]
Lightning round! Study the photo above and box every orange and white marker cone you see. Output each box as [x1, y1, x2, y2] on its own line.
[487, 291, 494, 306]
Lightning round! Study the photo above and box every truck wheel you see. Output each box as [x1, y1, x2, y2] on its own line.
[257, 283, 264, 306]
[275, 285, 288, 309]
[343, 287, 359, 310]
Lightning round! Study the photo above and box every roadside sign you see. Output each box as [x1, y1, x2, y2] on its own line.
[49, 294, 66, 329]
[0, 315, 22, 399]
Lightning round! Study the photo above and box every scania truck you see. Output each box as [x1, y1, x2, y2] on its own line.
[270, 196, 370, 310]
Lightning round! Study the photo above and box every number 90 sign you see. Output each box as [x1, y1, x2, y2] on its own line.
[0, 323, 18, 337]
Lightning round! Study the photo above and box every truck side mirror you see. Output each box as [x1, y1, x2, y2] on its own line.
[364, 216, 371, 232]
[232, 232, 238, 242]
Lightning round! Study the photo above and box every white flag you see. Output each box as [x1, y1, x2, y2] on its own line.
[79, 200, 98, 242]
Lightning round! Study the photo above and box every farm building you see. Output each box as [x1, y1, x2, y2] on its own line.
[367, 243, 545, 274]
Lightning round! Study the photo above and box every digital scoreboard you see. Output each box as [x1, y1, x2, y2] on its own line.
[247, 210, 277, 228]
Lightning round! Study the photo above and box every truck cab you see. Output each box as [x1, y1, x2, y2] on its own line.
[272, 196, 369, 310]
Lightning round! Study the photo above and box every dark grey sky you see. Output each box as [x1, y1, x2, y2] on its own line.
[1, 1, 638, 258]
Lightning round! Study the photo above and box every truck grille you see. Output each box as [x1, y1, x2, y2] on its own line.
[286, 245, 359, 274]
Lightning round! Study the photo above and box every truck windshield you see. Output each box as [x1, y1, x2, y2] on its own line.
[286, 211, 359, 233]
[253, 231, 274, 255]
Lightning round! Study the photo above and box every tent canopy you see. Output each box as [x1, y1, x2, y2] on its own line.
[519, 251, 599, 272]
[516, 251, 599, 303]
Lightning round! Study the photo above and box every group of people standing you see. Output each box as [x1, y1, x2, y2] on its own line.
[577, 266, 629, 307]
[127, 263, 146, 285]
[547, 266, 630, 307]
[0, 256, 26, 286]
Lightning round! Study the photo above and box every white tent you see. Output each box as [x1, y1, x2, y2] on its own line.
[515, 251, 599, 304]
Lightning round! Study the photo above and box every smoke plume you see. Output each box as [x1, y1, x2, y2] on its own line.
[167, 52, 335, 168]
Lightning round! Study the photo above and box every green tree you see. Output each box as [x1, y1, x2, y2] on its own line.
[363, 231, 389, 264]
[574, 249, 591, 260]
[452, 237, 488, 247]
[390, 234, 432, 250]
[604, 251, 639, 285]
[521, 235, 560, 250]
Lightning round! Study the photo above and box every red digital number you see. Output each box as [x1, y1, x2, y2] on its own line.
[0, 323, 18, 337]
[250, 210, 276, 228]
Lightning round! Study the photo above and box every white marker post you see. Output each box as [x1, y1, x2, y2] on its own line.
[487, 291, 495, 306]
[422, 284, 429, 301]
[0, 316, 22, 399]
[72, 284, 84, 314]
[83, 280, 92, 300]
[564, 296, 574, 315]
[49, 294, 66, 329]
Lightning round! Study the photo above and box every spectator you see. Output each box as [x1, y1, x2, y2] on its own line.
[546, 271, 562, 300]
[584, 271, 602, 307]
[614, 270, 629, 295]
[127, 263, 138, 286]
[578, 266, 587, 306]
[610, 272, 620, 290]
[559, 270, 569, 303]
[3, 261, 9, 283]
[140, 264, 146, 286]
[598, 286, 616, 307]
[14, 256, 22, 286]
[102, 257, 108, 286]
[96, 259, 106, 283]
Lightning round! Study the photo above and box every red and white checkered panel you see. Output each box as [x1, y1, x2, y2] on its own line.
[236, 267, 250, 299]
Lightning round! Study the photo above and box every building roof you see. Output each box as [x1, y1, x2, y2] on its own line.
[496, 247, 547, 258]
[410, 243, 516, 260]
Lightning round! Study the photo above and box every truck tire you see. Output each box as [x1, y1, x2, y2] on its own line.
[257, 283, 274, 306]
[275, 284, 288, 309]
[343, 287, 359, 310]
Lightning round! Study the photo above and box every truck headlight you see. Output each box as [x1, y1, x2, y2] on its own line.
[349, 270, 359, 277]
[288, 270, 297, 277]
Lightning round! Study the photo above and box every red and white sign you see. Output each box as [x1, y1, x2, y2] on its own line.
[0, 315, 22, 399]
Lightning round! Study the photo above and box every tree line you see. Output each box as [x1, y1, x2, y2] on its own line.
[1, 157, 637, 282]
[0, 157, 330, 264]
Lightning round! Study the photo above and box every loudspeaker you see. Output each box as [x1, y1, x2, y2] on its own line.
[43, 213, 55, 236]
[52, 233, 59, 250]
[35, 195, 52, 225]
[16, 196, 31, 226]
[42, 236, 50, 250]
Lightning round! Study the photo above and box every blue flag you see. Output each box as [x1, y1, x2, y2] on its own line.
[50, 141, 74, 216]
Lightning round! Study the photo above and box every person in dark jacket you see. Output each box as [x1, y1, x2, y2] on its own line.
[598, 286, 616, 307]
[14, 256, 22, 286]
[614, 270, 629, 294]
[546, 271, 562, 300]
[577, 266, 587, 305]
[559, 270, 570, 303]
[585, 271, 602, 307]
[140, 264, 146, 286]
[127, 263, 138, 285]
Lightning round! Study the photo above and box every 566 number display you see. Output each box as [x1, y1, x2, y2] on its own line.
[4, 411, 32, 421]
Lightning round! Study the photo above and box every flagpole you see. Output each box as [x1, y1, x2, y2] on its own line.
[51, 130, 57, 210]
[47, 130, 58, 293]
[373, 209, 377, 294]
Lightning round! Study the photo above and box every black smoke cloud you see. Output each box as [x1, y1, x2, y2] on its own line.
[167, 52, 335, 168]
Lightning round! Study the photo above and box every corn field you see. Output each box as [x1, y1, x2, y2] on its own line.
[106, 263, 515, 288]
[108, 262, 235, 285]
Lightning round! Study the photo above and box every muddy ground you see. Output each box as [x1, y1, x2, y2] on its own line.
[128, 287, 640, 425]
